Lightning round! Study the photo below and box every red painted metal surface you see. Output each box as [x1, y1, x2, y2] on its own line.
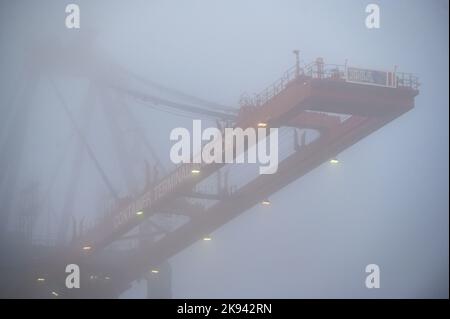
[49, 62, 418, 297]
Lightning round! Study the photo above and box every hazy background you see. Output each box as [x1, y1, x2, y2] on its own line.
[0, 0, 448, 298]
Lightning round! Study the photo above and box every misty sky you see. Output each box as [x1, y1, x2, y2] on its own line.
[0, 0, 448, 298]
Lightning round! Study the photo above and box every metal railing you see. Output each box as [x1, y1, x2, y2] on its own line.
[240, 60, 419, 108]
[240, 65, 299, 107]
[395, 72, 420, 90]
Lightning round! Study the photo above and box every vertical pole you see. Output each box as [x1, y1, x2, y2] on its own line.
[293, 50, 300, 78]
[344, 59, 348, 80]
[217, 171, 222, 195]
[316, 57, 324, 79]
[294, 128, 299, 151]
[394, 65, 398, 88]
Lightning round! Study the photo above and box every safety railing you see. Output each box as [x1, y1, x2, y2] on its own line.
[240, 60, 419, 108]
[395, 72, 420, 90]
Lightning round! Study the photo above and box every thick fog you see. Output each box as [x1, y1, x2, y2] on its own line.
[0, 0, 448, 298]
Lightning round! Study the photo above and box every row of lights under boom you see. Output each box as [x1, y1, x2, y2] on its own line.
[199, 198, 271, 244]
[35, 152, 341, 289]
[80, 158, 340, 256]
[150, 230, 213, 274]
[82, 210, 148, 251]
[138, 169, 205, 276]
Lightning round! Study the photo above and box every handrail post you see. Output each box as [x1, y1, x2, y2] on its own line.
[293, 50, 300, 79]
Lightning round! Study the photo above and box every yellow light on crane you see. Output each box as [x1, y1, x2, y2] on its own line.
[191, 169, 201, 175]
[261, 200, 271, 206]
[82, 245, 92, 251]
[203, 236, 212, 241]
[330, 159, 339, 164]
[257, 122, 268, 128]
[151, 269, 159, 274]
[136, 211, 144, 216]
[36, 278, 45, 282]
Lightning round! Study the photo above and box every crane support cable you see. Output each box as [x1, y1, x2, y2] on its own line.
[50, 78, 119, 200]
[112, 85, 237, 121]
[120, 67, 235, 112]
